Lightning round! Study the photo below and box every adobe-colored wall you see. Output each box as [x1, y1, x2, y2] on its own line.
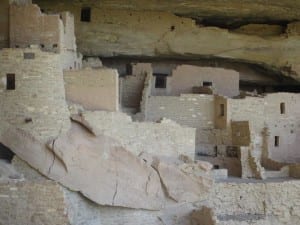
[64, 68, 119, 111]
[151, 65, 239, 97]
[9, 4, 62, 51]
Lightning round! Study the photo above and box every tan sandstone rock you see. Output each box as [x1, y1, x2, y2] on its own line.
[0, 120, 166, 210]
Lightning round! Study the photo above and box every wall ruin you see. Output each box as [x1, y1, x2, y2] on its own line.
[64, 68, 119, 111]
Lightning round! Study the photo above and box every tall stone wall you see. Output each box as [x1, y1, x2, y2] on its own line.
[0, 47, 70, 141]
[9, 4, 62, 51]
[227, 93, 300, 163]
[64, 68, 119, 111]
[9, 3, 82, 71]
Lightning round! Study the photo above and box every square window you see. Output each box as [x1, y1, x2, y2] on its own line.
[6, 74, 15, 90]
[154, 74, 167, 88]
[24, 52, 35, 59]
[81, 7, 91, 22]
[203, 81, 212, 87]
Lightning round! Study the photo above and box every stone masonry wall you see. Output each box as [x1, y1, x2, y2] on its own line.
[0, 47, 70, 141]
[64, 68, 119, 111]
[227, 93, 300, 164]
[146, 94, 214, 128]
[77, 111, 196, 159]
[151, 65, 239, 97]
[211, 180, 300, 225]
[120, 63, 152, 108]
[0, 181, 69, 225]
[9, 3, 62, 52]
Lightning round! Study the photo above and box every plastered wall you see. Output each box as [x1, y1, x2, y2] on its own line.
[9, 3, 82, 71]
[10, 4, 62, 51]
[151, 65, 239, 97]
[64, 68, 119, 111]
[0, 48, 70, 141]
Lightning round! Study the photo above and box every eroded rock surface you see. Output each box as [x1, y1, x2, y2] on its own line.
[0, 120, 213, 210]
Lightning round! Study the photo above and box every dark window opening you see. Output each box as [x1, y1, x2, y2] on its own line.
[24, 52, 35, 59]
[219, 104, 225, 117]
[213, 165, 220, 169]
[81, 7, 91, 22]
[15, 45, 19, 48]
[53, 44, 58, 48]
[126, 64, 132, 75]
[226, 146, 239, 158]
[40, 44, 45, 48]
[154, 74, 167, 88]
[280, 102, 285, 114]
[203, 81, 213, 87]
[275, 136, 279, 147]
[0, 143, 15, 162]
[170, 25, 175, 31]
[6, 74, 15, 90]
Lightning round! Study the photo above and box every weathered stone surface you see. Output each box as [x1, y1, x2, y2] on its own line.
[34, 0, 300, 23]
[151, 157, 213, 203]
[48, 122, 165, 209]
[0, 159, 23, 182]
[29, 2, 300, 80]
[0, 120, 166, 210]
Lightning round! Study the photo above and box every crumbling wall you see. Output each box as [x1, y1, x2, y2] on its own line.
[9, 3, 82, 70]
[228, 93, 300, 164]
[152, 65, 239, 97]
[59, 11, 82, 70]
[0, 47, 70, 141]
[120, 63, 152, 108]
[9, 3, 62, 51]
[146, 94, 214, 128]
[72, 111, 196, 159]
[211, 180, 300, 225]
[64, 68, 119, 111]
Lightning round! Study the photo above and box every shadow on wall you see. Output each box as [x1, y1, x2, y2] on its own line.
[0, 143, 15, 162]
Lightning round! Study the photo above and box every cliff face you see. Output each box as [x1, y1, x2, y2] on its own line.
[28, 0, 300, 81]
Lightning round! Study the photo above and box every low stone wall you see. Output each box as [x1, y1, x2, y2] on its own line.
[73, 111, 196, 159]
[146, 94, 214, 129]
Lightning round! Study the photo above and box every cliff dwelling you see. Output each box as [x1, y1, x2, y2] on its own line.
[0, 1, 300, 225]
